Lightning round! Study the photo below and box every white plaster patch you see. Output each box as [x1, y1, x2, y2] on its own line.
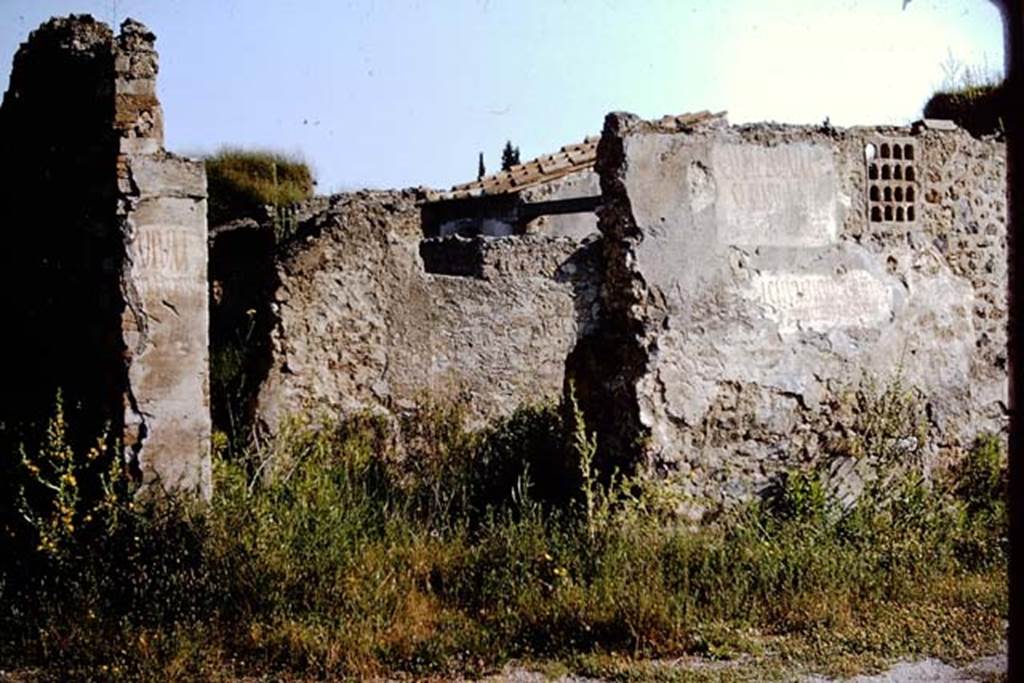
[711, 143, 838, 247]
[746, 270, 892, 334]
[687, 160, 716, 213]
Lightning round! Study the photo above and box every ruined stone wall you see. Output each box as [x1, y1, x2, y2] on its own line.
[571, 113, 1006, 518]
[250, 113, 1005, 520]
[115, 21, 210, 497]
[0, 16, 210, 498]
[420, 234, 585, 279]
[254, 191, 600, 432]
[1, 16, 123, 462]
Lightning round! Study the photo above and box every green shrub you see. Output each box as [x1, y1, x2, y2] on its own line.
[769, 469, 830, 523]
[953, 433, 1007, 518]
[833, 373, 928, 472]
[205, 148, 314, 226]
[923, 84, 1005, 138]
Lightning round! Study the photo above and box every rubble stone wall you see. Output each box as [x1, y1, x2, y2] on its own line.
[571, 113, 1006, 517]
[420, 233, 586, 279]
[255, 192, 601, 432]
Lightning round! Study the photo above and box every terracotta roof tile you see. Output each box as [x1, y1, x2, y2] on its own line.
[428, 111, 722, 202]
[537, 154, 571, 174]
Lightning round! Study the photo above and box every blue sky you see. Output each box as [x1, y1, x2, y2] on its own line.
[0, 1, 1005, 192]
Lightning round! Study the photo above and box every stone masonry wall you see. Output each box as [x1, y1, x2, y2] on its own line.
[115, 21, 211, 497]
[1, 16, 123, 466]
[420, 234, 586, 280]
[254, 191, 601, 433]
[571, 113, 1006, 518]
[0, 16, 210, 498]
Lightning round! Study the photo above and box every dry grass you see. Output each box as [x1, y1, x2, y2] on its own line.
[0, 395, 1008, 681]
[205, 148, 314, 225]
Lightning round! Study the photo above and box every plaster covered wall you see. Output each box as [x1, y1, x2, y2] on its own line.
[116, 21, 211, 497]
[521, 168, 601, 240]
[255, 191, 600, 432]
[570, 113, 1006, 517]
[251, 114, 1005, 519]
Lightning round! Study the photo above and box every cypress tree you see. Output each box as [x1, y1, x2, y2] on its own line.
[501, 140, 521, 171]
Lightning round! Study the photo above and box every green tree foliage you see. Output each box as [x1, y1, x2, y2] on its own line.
[477, 152, 486, 180]
[205, 148, 315, 226]
[501, 140, 521, 171]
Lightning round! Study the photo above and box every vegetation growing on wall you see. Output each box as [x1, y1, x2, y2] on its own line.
[0, 384, 1007, 680]
[923, 56, 1005, 137]
[205, 148, 315, 226]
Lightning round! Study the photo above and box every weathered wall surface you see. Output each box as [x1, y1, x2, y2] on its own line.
[255, 192, 600, 432]
[521, 168, 601, 240]
[420, 233, 585, 279]
[0, 16, 210, 497]
[572, 113, 1006, 517]
[116, 21, 210, 497]
[426, 168, 599, 240]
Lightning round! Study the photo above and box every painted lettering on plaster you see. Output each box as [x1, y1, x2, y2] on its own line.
[746, 270, 892, 334]
[711, 143, 838, 247]
[132, 225, 203, 279]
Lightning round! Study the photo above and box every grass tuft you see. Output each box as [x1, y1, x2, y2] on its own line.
[205, 148, 314, 226]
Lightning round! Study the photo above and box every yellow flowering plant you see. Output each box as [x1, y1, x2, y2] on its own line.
[16, 394, 131, 561]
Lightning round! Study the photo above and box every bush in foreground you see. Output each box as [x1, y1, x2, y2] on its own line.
[0, 394, 1008, 680]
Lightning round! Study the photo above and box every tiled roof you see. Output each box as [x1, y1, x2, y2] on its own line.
[426, 110, 724, 202]
[426, 136, 599, 202]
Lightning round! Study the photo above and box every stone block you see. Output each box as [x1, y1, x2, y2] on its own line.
[130, 154, 206, 198]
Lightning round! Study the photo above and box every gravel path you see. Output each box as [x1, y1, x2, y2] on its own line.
[482, 649, 1007, 682]
[803, 651, 1006, 682]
